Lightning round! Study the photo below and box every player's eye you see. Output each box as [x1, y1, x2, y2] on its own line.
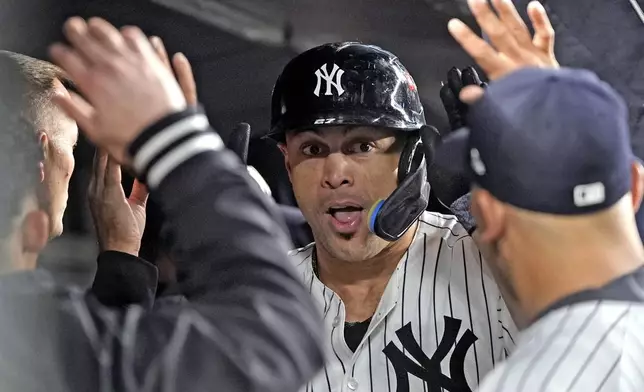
[347, 141, 375, 154]
[301, 143, 327, 157]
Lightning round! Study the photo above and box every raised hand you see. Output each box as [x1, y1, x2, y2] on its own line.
[49, 17, 187, 164]
[89, 150, 148, 256]
[448, 0, 558, 103]
[149, 36, 198, 106]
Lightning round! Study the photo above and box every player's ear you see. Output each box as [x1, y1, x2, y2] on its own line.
[471, 188, 506, 244]
[38, 131, 49, 161]
[631, 159, 644, 212]
[277, 142, 293, 182]
[21, 210, 49, 255]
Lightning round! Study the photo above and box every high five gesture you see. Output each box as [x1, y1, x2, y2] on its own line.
[448, 0, 558, 102]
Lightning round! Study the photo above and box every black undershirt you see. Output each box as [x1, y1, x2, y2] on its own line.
[344, 318, 372, 352]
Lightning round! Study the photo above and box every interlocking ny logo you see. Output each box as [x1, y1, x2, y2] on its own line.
[383, 316, 477, 392]
[314, 63, 345, 97]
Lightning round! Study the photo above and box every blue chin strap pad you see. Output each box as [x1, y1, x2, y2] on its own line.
[368, 199, 385, 233]
[368, 156, 430, 242]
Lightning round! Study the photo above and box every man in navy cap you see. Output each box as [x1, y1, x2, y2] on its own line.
[435, 65, 644, 391]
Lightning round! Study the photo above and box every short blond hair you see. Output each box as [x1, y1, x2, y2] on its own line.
[0, 51, 75, 132]
[0, 53, 45, 238]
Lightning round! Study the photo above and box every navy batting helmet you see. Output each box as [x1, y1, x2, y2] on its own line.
[267, 42, 426, 138]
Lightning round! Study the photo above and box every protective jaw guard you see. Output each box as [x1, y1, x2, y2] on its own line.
[368, 130, 433, 242]
[368, 163, 430, 241]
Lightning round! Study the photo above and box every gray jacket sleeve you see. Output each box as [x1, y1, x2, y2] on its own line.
[88, 108, 324, 392]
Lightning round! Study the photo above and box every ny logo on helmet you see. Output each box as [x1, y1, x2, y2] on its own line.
[314, 63, 345, 97]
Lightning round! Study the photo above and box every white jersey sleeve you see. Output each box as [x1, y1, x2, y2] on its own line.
[476, 302, 644, 392]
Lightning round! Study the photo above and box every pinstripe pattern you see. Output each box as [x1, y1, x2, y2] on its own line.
[477, 302, 644, 392]
[289, 211, 516, 392]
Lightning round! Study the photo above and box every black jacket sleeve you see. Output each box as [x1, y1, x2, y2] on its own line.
[91, 251, 158, 310]
[85, 108, 324, 392]
[89, 206, 311, 311]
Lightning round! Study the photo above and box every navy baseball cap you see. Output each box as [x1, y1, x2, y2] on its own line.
[435, 67, 634, 215]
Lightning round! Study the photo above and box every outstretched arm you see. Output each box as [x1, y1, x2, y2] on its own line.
[50, 17, 324, 391]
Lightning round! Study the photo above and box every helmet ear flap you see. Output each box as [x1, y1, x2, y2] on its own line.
[368, 130, 431, 242]
[397, 134, 424, 184]
[369, 150, 430, 241]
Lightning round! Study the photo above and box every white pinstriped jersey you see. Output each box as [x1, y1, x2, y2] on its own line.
[476, 302, 644, 392]
[290, 211, 517, 392]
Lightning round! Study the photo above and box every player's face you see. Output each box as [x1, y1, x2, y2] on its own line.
[281, 126, 403, 261]
[40, 80, 78, 238]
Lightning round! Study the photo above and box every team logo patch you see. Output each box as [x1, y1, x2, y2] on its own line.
[573, 182, 606, 207]
[383, 316, 477, 392]
[314, 63, 345, 97]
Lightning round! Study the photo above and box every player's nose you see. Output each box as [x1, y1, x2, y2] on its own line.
[321, 153, 354, 189]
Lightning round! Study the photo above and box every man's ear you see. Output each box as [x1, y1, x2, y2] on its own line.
[471, 188, 506, 244]
[277, 142, 293, 182]
[632, 160, 644, 212]
[38, 131, 49, 159]
[21, 210, 49, 254]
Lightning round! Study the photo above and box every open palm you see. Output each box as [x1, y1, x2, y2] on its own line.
[89, 150, 148, 256]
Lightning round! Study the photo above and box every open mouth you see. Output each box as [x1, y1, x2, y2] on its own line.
[327, 205, 364, 228]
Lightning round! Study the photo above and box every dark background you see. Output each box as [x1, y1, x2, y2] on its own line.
[1, 0, 642, 278]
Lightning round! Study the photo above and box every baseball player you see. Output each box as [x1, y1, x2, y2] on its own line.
[268, 41, 515, 392]
[436, 66, 644, 392]
[440, 1, 644, 391]
[263, 1, 564, 391]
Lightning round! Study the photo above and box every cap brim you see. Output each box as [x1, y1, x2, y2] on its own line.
[433, 127, 472, 178]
